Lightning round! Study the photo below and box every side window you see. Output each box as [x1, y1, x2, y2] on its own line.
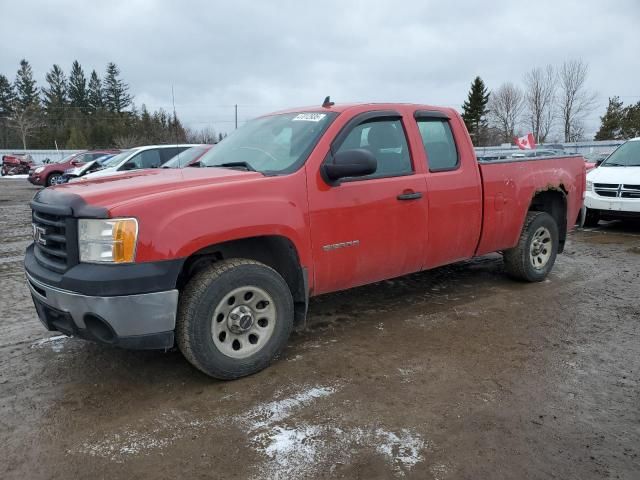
[417, 119, 459, 171]
[159, 147, 184, 164]
[122, 150, 162, 170]
[335, 119, 412, 178]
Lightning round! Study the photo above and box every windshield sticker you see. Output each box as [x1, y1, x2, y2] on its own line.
[292, 113, 327, 122]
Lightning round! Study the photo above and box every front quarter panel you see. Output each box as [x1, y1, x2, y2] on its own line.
[108, 172, 312, 269]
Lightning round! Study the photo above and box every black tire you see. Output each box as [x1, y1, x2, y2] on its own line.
[503, 211, 559, 282]
[582, 208, 600, 228]
[46, 172, 62, 187]
[176, 259, 294, 380]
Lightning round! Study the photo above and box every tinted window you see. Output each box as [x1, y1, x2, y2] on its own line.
[122, 149, 162, 170]
[417, 119, 458, 171]
[159, 147, 187, 163]
[336, 119, 412, 178]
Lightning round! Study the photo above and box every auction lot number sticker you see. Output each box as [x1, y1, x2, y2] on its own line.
[292, 113, 327, 122]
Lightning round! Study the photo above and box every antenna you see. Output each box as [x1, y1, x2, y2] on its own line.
[322, 96, 335, 108]
[171, 85, 178, 146]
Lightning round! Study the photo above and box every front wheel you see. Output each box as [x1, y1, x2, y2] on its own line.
[503, 211, 559, 282]
[176, 259, 294, 379]
[46, 173, 62, 187]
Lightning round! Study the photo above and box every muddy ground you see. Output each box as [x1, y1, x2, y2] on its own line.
[0, 177, 638, 479]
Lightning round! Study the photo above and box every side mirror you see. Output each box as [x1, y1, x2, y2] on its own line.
[120, 162, 137, 171]
[322, 149, 377, 184]
[596, 159, 605, 167]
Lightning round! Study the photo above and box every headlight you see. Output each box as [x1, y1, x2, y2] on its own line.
[78, 218, 138, 263]
[586, 180, 593, 191]
[34, 166, 44, 173]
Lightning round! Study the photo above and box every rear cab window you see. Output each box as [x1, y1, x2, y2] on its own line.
[415, 115, 459, 172]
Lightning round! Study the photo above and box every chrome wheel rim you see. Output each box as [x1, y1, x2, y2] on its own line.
[211, 285, 276, 359]
[530, 226, 552, 269]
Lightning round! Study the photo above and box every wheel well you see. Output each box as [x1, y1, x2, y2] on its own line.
[528, 188, 567, 252]
[176, 236, 308, 327]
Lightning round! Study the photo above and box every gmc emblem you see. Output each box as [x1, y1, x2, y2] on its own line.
[32, 224, 47, 246]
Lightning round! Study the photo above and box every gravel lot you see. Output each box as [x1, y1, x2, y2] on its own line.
[1, 177, 639, 479]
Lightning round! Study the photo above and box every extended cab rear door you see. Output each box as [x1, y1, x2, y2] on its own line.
[413, 110, 483, 268]
[306, 111, 428, 295]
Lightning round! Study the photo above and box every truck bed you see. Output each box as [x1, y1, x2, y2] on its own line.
[476, 155, 586, 256]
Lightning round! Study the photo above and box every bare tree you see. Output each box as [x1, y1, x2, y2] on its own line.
[9, 106, 42, 150]
[488, 82, 525, 143]
[185, 126, 218, 144]
[113, 133, 144, 148]
[523, 65, 556, 143]
[557, 59, 597, 142]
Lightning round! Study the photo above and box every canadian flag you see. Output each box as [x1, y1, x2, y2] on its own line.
[514, 133, 536, 150]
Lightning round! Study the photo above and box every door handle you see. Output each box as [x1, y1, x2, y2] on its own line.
[397, 191, 423, 201]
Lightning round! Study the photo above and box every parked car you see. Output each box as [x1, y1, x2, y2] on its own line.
[24, 102, 585, 380]
[77, 144, 200, 181]
[161, 145, 214, 168]
[1, 153, 34, 176]
[58, 154, 117, 184]
[583, 138, 640, 226]
[28, 149, 120, 186]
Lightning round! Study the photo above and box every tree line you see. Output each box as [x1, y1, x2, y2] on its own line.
[460, 59, 640, 146]
[0, 59, 221, 150]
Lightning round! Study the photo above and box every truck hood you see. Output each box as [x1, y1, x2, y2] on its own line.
[587, 166, 640, 184]
[50, 167, 262, 211]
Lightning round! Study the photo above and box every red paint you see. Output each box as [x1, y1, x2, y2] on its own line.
[28, 149, 120, 186]
[56, 104, 585, 296]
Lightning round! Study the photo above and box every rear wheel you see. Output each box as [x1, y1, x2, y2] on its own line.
[582, 208, 600, 228]
[46, 173, 62, 186]
[176, 259, 294, 379]
[503, 211, 559, 282]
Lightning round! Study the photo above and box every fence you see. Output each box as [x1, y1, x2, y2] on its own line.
[0, 149, 83, 165]
[475, 140, 625, 156]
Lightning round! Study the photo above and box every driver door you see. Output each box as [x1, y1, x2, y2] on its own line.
[307, 112, 428, 295]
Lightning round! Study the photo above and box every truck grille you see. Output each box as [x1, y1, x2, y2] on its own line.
[31, 204, 77, 273]
[594, 183, 640, 199]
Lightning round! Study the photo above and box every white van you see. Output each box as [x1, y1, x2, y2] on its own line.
[584, 138, 640, 226]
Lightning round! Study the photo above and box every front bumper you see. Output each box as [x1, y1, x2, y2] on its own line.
[28, 173, 44, 185]
[584, 191, 640, 215]
[26, 272, 178, 350]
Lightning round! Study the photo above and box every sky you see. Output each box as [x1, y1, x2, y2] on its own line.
[1, 0, 639, 139]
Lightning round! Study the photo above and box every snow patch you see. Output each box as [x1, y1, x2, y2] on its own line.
[30, 335, 69, 352]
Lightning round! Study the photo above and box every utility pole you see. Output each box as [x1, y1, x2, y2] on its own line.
[234, 104, 238, 129]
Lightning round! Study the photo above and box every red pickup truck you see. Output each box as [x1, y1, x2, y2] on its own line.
[25, 102, 585, 379]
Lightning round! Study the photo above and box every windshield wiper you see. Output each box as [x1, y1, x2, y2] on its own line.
[209, 161, 256, 172]
[603, 162, 624, 166]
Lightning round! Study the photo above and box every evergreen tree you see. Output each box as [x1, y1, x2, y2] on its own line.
[104, 62, 132, 113]
[595, 97, 625, 140]
[42, 64, 68, 116]
[87, 70, 103, 113]
[14, 59, 39, 109]
[0, 74, 15, 114]
[67, 126, 87, 148]
[0, 74, 16, 148]
[68, 60, 88, 113]
[461, 76, 490, 146]
[621, 101, 640, 139]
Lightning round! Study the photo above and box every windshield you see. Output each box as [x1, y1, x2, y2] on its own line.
[198, 112, 337, 173]
[162, 146, 209, 168]
[57, 153, 78, 163]
[95, 154, 115, 165]
[601, 141, 640, 167]
[101, 150, 132, 168]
